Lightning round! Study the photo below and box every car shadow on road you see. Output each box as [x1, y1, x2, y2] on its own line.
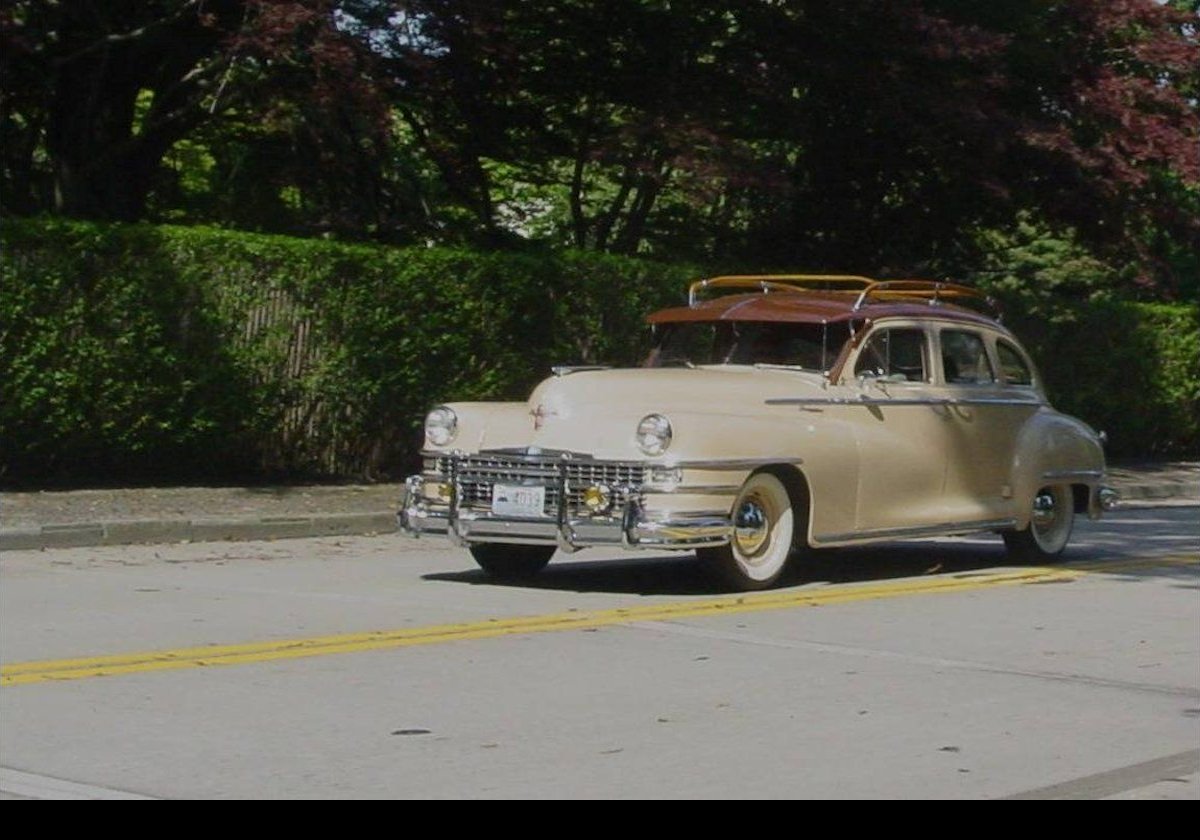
[423, 538, 1022, 596]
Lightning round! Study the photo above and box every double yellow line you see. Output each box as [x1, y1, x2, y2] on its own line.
[3, 555, 1195, 687]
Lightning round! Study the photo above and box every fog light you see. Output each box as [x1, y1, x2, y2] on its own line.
[582, 484, 612, 514]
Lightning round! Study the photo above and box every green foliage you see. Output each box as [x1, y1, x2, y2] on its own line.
[1002, 302, 1199, 458]
[969, 216, 1124, 313]
[0, 219, 261, 482]
[9, 2, 1196, 281]
[964, 217, 1198, 456]
[3, 219, 1190, 487]
[0, 219, 695, 485]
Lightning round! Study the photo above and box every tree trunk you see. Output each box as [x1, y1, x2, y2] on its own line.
[38, 1, 238, 221]
[568, 153, 589, 248]
[613, 162, 671, 254]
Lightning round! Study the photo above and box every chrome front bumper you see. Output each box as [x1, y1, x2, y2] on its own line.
[397, 451, 736, 553]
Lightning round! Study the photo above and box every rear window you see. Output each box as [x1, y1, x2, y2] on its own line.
[997, 339, 1033, 386]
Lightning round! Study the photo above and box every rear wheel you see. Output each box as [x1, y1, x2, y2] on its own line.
[1003, 484, 1075, 563]
[698, 471, 801, 590]
[469, 544, 555, 579]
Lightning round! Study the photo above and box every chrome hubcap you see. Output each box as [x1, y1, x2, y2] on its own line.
[1029, 486, 1073, 554]
[1032, 492, 1057, 529]
[733, 499, 770, 555]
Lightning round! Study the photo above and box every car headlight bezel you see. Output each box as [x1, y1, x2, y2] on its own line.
[425, 406, 458, 447]
[636, 413, 672, 456]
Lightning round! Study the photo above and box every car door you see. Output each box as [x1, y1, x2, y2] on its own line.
[936, 327, 1041, 522]
[841, 323, 952, 535]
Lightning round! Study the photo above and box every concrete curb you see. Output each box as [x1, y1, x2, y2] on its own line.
[0, 512, 397, 551]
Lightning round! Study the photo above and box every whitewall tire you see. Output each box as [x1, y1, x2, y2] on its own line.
[1003, 484, 1075, 563]
[698, 471, 800, 590]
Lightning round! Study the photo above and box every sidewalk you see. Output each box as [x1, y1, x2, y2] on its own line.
[2, 462, 1196, 551]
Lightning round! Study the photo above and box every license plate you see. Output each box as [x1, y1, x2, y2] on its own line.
[491, 484, 547, 517]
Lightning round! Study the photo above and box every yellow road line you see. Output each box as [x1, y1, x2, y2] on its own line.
[3, 554, 1195, 687]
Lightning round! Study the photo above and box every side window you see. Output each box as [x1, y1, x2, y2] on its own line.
[940, 330, 995, 385]
[854, 328, 927, 382]
[996, 339, 1033, 386]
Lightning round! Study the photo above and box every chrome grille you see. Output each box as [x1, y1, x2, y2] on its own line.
[433, 453, 648, 514]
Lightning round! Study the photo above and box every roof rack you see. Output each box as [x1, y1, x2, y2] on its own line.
[687, 275, 875, 306]
[849, 279, 997, 315]
[687, 274, 999, 318]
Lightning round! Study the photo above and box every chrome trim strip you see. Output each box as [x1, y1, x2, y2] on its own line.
[1041, 469, 1103, 481]
[856, 398, 945, 407]
[815, 518, 1017, 546]
[629, 515, 731, 547]
[659, 457, 801, 470]
[943, 397, 1042, 407]
[551, 365, 611, 377]
[767, 397, 1042, 408]
[765, 397, 872, 406]
[424, 448, 646, 468]
[644, 484, 741, 496]
[423, 449, 802, 472]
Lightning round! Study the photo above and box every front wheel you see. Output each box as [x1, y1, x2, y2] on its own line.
[469, 544, 555, 580]
[1003, 484, 1075, 563]
[697, 471, 801, 590]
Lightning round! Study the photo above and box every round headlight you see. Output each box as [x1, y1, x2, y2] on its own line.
[425, 406, 458, 447]
[636, 413, 672, 456]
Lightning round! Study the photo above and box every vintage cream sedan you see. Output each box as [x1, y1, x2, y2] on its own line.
[399, 275, 1117, 589]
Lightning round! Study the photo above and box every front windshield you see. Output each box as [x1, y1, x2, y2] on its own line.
[644, 321, 836, 370]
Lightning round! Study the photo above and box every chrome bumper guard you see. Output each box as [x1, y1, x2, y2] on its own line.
[397, 455, 733, 553]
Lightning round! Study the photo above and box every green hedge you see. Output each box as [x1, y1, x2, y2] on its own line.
[1, 219, 1195, 486]
[1, 219, 695, 485]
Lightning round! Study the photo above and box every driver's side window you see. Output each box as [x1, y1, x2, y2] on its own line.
[854, 328, 928, 383]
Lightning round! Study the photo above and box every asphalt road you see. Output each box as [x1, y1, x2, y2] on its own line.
[1, 506, 1197, 799]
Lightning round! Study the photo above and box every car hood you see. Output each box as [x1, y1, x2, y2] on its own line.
[527, 366, 826, 419]
[451, 365, 830, 460]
